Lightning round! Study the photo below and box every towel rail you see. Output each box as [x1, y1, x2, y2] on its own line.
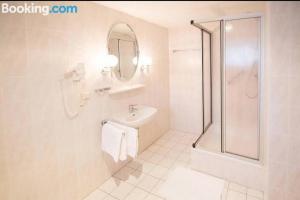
[101, 120, 128, 137]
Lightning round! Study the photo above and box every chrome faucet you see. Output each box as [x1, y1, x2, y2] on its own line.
[129, 104, 138, 113]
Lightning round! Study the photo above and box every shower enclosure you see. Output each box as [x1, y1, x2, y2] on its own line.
[191, 15, 262, 161]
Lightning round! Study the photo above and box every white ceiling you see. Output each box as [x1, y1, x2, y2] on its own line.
[96, 1, 265, 29]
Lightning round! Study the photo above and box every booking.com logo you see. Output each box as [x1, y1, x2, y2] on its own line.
[1, 2, 78, 16]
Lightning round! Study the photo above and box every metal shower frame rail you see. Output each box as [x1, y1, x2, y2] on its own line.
[190, 20, 213, 148]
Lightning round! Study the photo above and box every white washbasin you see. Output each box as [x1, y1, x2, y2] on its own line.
[112, 105, 157, 128]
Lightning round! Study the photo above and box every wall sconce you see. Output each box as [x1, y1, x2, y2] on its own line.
[140, 56, 152, 72]
[101, 54, 118, 75]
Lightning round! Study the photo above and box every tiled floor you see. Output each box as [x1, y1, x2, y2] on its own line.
[84, 131, 264, 200]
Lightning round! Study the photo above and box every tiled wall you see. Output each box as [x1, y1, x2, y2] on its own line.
[0, 2, 169, 200]
[169, 26, 203, 134]
[267, 2, 300, 200]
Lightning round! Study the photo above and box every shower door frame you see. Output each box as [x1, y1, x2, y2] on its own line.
[191, 22, 213, 148]
[222, 14, 263, 161]
[192, 13, 264, 162]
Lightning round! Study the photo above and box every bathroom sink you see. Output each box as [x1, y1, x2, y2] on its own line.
[112, 105, 157, 128]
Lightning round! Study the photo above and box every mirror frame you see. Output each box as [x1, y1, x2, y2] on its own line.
[107, 22, 140, 81]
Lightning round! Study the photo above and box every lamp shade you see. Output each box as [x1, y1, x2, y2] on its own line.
[141, 56, 152, 66]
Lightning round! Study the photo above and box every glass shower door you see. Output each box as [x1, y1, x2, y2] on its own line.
[224, 17, 261, 160]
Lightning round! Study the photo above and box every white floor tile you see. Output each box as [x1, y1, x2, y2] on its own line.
[99, 178, 120, 193]
[124, 187, 149, 200]
[144, 194, 164, 200]
[103, 195, 118, 200]
[160, 170, 170, 181]
[163, 141, 176, 148]
[229, 182, 247, 193]
[184, 147, 191, 154]
[136, 174, 160, 192]
[165, 150, 182, 159]
[177, 152, 190, 162]
[155, 147, 170, 156]
[157, 157, 176, 168]
[84, 189, 108, 200]
[113, 167, 135, 181]
[136, 161, 156, 173]
[110, 182, 134, 200]
[169, 138, 179, 144]
[148, 154, 164, 164]
[180, 137, 193, 145]
[227, 190, 246, 200]
[93, 131, 264, 200]
[173, 144, 187, 152]
[125, 170, 146, 185]
[171, 160, 189, 169]
[126, 159, 144, 169]
[148, 165, 169, 179]
[151, 180, 165, 196]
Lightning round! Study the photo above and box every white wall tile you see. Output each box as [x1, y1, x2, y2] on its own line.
[0, 2, 170, 199]
[267, 2, 300, 200]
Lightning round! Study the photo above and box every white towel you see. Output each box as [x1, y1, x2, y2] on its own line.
[109, 122, 139, 158]
[119, 133, 127, 161]
[101, 122, 125, 162]
[126, 127, 138, 158]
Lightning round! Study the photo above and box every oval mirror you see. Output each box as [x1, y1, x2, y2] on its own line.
[107, 23, 139, 81]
